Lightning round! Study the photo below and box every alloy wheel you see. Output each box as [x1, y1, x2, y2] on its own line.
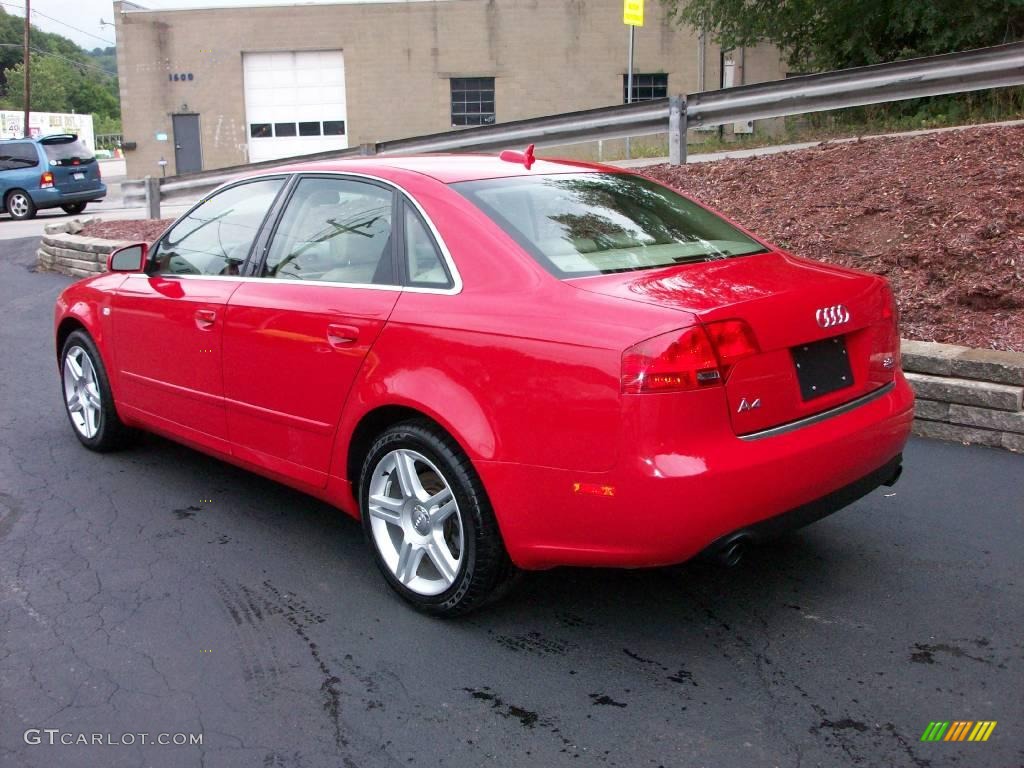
[62, 345, 102, 439]
[9, 193, 29, 218]
[367, 449, 463, 596]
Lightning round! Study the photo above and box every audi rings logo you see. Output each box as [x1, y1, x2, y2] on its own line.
[815, 304, 851, 329]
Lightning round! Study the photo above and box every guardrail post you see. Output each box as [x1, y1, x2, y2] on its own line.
[669, 95, 687, 165]
[144, 176, 161, 220]
[359, 143, 377, 156]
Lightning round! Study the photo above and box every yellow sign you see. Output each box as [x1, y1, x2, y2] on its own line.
[624, 0, 644, 26]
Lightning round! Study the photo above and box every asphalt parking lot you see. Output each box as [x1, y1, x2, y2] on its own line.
[1, 236, 1021, 768]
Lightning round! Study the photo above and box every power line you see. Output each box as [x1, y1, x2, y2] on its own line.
[0, 1, 116, 47]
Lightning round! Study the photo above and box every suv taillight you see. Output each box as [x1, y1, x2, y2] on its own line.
[40, 171, 54, 188]
[621, 320, 759, 394]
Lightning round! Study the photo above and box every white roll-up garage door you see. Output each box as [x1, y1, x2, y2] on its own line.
[243, 51, 348, 163]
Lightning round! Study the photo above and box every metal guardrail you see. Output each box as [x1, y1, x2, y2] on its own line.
[130, 42, 1024, 218]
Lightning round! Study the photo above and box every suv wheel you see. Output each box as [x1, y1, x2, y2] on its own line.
[6, 189, 36, 220]
[61, 202, 87, 215]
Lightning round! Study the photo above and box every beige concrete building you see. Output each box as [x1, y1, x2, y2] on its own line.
[114, 0, 787, 178]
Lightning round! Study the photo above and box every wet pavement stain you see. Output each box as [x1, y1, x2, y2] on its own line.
[173, 504, 202, 520]
[465, 687, 543, 728]
[589, 693, 627, 708]
[910, 642, 990, 665]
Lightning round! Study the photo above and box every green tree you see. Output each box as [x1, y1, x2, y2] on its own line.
[4, 56, 69, 113]
[660, 0, 1024, 71]
[0, 7, 120, 131]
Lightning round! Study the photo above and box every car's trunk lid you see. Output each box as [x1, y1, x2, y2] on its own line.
[568, 251, 897, 435]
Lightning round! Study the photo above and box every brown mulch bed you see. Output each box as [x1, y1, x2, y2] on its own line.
[643, 124, 1024, 352]
[79, 218, 174, 243]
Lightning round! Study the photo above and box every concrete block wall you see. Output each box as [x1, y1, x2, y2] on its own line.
[36, 222, 130, 279]
[903, 340, 1024, 453]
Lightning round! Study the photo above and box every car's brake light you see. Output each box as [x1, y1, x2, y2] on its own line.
[96, 163, 102, 180]
[622, 320, 760, 394]
[40, 171, 54, 189]
[870, 283, 901, 378]
[704, 319, 760, 374]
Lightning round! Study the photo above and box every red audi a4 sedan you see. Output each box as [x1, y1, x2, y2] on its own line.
[54, 152, 914, 615]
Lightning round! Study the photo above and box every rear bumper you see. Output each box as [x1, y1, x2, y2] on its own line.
[478, 374, 914, 570]
[31, 184, 107, 208]
[699, 452, 902, 562]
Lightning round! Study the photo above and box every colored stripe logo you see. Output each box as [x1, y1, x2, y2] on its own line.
[920, 721, 997, 742]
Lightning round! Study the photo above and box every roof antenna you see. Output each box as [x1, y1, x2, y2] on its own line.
[499, 143, 536, 170]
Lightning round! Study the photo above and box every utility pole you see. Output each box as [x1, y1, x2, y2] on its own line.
[22, 0, 30, 138]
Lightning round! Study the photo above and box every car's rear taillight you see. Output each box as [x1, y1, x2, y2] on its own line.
[704, 319, 760, 376]
[870, 283, 901, 378]
[621, 319, 759, 394]
[96, 163, 102, 180]
[40, 171, 54, 188]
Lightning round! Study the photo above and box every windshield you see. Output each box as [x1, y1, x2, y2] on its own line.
[41, 136, 95, 165]
[453, 172, 768, 277]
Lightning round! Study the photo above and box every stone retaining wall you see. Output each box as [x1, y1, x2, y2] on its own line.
[903, 340, 1024, 453]
[36, 221, 130, 279]
[34, 231, 1024, 453]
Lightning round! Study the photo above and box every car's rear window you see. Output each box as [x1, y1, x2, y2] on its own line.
[453, 172, 768, 277]
[41, 136, 95, 165]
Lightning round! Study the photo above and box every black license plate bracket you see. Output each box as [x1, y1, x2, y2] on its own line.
[792, 336, 854, 400]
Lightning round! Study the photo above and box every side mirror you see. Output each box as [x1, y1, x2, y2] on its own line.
[107, 243, 148, 273]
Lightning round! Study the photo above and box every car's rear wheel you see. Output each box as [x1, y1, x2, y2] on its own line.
[359, 421, 516, 616]
[61, 202, 87, 215]
[6, 190, 36, 220]
[60, 330, 132, 451]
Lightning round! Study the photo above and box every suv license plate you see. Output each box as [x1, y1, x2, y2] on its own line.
[73, 172, 85, 180]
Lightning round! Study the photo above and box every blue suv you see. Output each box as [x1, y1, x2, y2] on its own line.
[0, 134, 106, 220]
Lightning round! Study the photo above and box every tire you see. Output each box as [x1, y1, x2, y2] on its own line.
[60, 330, 133, 451]
[6, 189, 37, 220]
[61, 202, 87, 215]
[359, 420, 516, 616]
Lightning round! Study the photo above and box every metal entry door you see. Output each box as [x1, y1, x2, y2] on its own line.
[172, 114, 202, 174]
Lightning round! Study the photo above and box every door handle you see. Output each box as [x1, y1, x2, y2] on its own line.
[195, 309, 217, 329]
[326, 323, 359, 347]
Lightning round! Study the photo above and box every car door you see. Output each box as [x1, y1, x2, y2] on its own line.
[222, 175, 402, 487]
[112, 177, 285, 452]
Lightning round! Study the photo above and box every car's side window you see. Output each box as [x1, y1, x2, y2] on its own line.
[262, 177, 395, 285]
[0, 143, 40, 171]
[403, 203, 452, 288]
[149, 178, 284, 276]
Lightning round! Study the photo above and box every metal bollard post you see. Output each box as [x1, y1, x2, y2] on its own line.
[669, 95, 688, 166]
[144, 176, 161, 220]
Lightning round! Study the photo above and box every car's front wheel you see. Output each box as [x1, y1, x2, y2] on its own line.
[61, 202, 87, 215]
[6, 189, 37, 220]
[360, 421, 516, 616]
[60, 330, 132, 451]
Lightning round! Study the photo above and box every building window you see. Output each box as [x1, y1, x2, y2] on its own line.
[274, 122, 297, 137]
[323, 120, 346, 136]
[250, 123, 271, 138]
[622, 73, 668, 103]
[299, 121, 321, 137]
[451, 77, 495, 126]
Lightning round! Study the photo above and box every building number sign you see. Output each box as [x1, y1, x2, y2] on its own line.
[168, 73, 195, 82]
